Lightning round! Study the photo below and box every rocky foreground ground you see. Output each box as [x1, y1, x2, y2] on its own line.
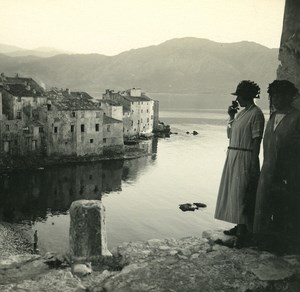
[0, 224, 300, 292]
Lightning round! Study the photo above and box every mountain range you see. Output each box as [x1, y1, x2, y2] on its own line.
[0, 38, 279, 109]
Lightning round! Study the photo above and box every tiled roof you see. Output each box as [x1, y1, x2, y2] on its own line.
[103, 115, 122, 124]
[62, 91, 93, 100]
[122, 95, 151, 102]
[0, 84, 44, 97]
[100, 99, 121, 106]
[2, 76, 45, 92]
[51, 98, 103, 111]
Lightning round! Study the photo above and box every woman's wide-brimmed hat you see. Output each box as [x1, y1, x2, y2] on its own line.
[231, 80, 260, 98]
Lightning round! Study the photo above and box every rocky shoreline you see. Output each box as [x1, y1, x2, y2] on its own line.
[1, 224, 299, 291]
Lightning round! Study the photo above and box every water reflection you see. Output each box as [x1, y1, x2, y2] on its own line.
[0, 160, 123, 222]
[0, 138, 158, 224]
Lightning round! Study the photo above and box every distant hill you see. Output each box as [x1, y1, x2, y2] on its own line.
[0, 38, 279, 109]
[0, 43, 25, 53]
[0, 43, 73, 58]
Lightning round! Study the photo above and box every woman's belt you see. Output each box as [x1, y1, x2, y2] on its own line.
[228, 146, 252, 152]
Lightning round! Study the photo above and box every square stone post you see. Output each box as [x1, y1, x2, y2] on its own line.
[69, 200, 111, 259]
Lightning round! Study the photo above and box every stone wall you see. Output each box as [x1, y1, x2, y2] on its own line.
[277, 0, 300, 109]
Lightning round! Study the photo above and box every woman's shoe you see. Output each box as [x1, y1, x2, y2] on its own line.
[223, 226, 238, 236]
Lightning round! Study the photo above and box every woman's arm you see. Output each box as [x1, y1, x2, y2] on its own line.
[250, 137, 262, 177]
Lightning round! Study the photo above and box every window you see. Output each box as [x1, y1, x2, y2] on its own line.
[107, 125, 110, 132]
[147, 109, 149, 113]
[90, 139, 94, 143]
[151, 115, 153, 120]
[54, 127, 58, 133]
[81, 124, 85, 132]
[5, 125, 9, 131]
[71, 125, 74, 132]
[147, 118, 149, 122]
[17, 111, 21, 119]
[72, 112, 76, 117]
[39, 127, 44, 133]
[131, 121, 133, 126]
[95, 124, 99, 132]
[81, 111, 84, 118]
[141, 109, 143, 113]
[96, 112, 101, 118]
[141, 119, 143, 123]
[103, 138, 107, 143]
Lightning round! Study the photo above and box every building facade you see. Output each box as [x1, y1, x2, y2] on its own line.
[102, 88, 156, 138]
[39, 98, 105, 157]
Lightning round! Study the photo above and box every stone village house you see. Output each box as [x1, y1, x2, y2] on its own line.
[0, 74, 47, 155]
[0, 75, 124, 158]
[38, 98, 123, 157]
[102, 88, 159, 138]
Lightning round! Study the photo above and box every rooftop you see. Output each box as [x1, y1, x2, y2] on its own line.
[51, 98, 103, 111]
[103, 115, 122, 124]
[100, 99, 121, 106]
[0, 74, 45, 93]
[0, 84, 44, 97]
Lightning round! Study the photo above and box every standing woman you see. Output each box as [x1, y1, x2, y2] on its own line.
[215, 80, 265, 247]
[254, 80, 300, 253]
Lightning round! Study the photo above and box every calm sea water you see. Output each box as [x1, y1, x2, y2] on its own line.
[0, 109, 234, 254]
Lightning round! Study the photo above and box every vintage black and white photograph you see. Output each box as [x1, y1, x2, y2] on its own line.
[1, 0, 300, 291]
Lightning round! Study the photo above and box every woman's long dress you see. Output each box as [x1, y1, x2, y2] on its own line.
[215, 105, 265, 225]
[253, 108, 300, 242]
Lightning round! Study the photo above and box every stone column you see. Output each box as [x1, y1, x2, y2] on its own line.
[277, 0, 300, 109]
[69, 200, 111, 259]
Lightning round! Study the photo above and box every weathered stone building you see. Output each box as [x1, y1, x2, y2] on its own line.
[39, 98, 105, 157]
[0, 75, 124, 159]
[0, 75, 47, 155]
[103, 115, 124, 154]
[102, 88, 158, 138]
[99, 99, 123, 121]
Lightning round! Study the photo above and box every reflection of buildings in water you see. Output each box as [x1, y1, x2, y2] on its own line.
[0, 160, 123, 222]
[122, 138, 158, 181]
[0, 139, 159, 223]
[151, 138, 158, 160]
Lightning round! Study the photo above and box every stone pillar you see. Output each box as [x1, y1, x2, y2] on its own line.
[69, 200, 111, 259]
[277, 0, 300, 109]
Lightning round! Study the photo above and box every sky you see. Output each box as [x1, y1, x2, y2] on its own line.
[0, 0, 285, 56]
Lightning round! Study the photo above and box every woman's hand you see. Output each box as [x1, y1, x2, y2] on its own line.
[227, 105, 237, 120]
